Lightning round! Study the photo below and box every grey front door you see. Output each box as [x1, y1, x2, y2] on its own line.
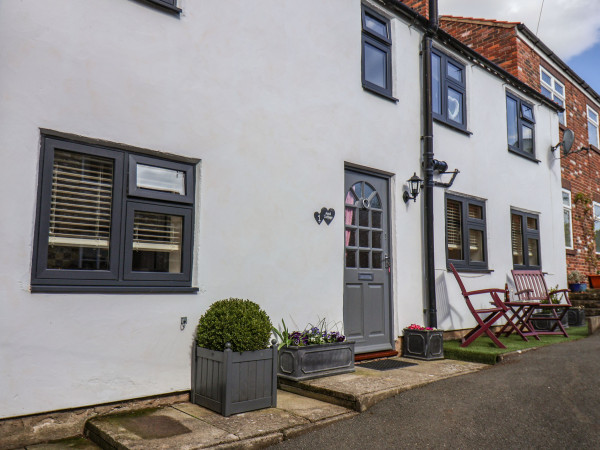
[343, 170, 392, 354]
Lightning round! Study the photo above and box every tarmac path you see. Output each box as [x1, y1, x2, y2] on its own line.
[271, 332, 600, 449]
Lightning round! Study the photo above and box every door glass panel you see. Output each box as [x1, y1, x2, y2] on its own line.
[346, 229, 356, 247]
[346, 250, 357, 268]
[352, 182, 362, 199]
[364, 183, 375, 199]
[132, 212, 183, 273]
[359, 230, 369, 247]
[359, 209, 369, 227]
[370, 194, 382, 209]
[469, 229, 484, 262]
[345, 206, 355, 225]
[372, 251, 382, 269]
[372, 231, 382, 249]
[372, 211, 382, 228]
[359, 251, 370, 268]
[345, 191, 357, 205]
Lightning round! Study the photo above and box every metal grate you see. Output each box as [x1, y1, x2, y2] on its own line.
[358, 359, 417, 371]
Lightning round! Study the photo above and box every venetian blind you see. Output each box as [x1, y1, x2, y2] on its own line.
[49, 150, 113, 249]
[447, 200, 462, 251]
[133, 212, 182, 252]
[511, 214, 523, 257]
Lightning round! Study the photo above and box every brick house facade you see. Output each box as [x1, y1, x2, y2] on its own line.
[399, 0, 600, 277]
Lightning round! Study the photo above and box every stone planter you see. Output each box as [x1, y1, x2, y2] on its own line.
[277, 341, 355, 381]
[402, 329, 444, 361]
[568, 283, 587, 292]
[567, 308, 586, 327]
[192, 344, 277, 416]
[531, 309, 569, 331]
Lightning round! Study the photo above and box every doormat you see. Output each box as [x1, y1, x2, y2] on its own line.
[358, 359, 417, 371]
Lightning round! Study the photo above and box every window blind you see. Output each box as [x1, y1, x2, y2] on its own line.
[133, 212, 182, 252]
[447, 200, 462, 250]
[49, 150, 113, 249]
[511, 214, 523, 257]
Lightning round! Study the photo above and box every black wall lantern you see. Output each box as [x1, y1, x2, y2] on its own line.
[403, 172, 423, 203]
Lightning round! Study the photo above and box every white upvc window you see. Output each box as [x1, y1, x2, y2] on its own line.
[562, 189, 573, 249]
[540, 67, 566, 126]
[588, 105, 599, 149]
[594, 202, 600, 254]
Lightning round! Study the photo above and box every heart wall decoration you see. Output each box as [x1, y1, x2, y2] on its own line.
[314, 207, 335, 226]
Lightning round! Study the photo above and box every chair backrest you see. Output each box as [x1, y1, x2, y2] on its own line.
[511, 269, 548, 301]
[449, 263, 469, 296]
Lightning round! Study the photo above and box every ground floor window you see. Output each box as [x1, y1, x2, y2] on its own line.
[445, 194, 487, 270]
[511, 209, 540, 269]
[563, 189, 573, 249]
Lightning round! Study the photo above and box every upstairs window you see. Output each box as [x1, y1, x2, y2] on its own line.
[511, 210, 540, 269]
[361, 6, 393, 99]
[540, 67, 566, 126]
[562, 189, 573, 249]
[506, 92, 536, 160]
[588, 105, 599, 149]
[32, 136, 195, 291]
[446, 194, 487, 270]
[593, 202, 600, 254]
[432, 49, 467, 130]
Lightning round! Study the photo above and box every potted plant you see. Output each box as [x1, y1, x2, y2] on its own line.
[273, 319, 355, 381]
[402, 324, 444, 361]
[568, 270, 587, 292]
[567, 305, 586, 327]
[588, 272, 600, 289]
[532, 285, 570, 331]
[192, 298, 277, 417]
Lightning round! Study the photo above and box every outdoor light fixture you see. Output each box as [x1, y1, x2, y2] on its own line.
[403, 172, 423, 203]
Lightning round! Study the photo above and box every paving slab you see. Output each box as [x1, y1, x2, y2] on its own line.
[274, 390, 350, 423]
[26, 436, 101, 449]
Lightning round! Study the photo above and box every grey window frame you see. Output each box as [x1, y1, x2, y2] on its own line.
[511, 209, 541, 270]
[445, 194, 488, 271]
[361, 6, 394, 100]
[142, 0, 181, 14]
[506, 92, 537, 160]
[432, 49, 467, 131]
[31, 135, 196, 292]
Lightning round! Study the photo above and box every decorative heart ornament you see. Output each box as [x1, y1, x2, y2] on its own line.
[323, 208, 335, 225]
[314, 210, 324, 224]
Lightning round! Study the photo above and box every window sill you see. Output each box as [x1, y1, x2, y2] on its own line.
[566, 249, 577, 256]
[31, 285, 199, 294]
[590, 144, 600, 155]
[140, 0, 182, 14]
[447, 266, 493, 274]
[559, 123, 568, 132]
[433, 118, 472, 136]
[508, 148, 540, 163]
[362, 85, 398, 103]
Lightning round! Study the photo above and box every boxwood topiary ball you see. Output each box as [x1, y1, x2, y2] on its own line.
[196, 298, 272, 352]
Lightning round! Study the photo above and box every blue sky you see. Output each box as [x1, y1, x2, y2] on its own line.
[440, 0, 600, 94]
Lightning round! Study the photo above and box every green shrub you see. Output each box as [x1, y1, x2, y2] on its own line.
[196, 298, 272, 352]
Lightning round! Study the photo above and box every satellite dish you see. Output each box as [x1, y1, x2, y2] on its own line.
[561, 129, 575, 156]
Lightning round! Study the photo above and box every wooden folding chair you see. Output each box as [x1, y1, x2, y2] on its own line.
[449, 264, 513, 349]
[511, 270, 571, 337]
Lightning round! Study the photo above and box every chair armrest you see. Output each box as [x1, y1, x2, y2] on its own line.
[465, 288, 507, 296]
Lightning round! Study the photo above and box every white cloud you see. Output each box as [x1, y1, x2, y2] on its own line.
[439, 0, 600, 60]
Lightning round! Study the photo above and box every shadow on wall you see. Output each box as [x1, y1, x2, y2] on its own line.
[436, 271, 461, 330]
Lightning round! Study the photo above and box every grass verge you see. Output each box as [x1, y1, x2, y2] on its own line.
[443, 326, 589, 365]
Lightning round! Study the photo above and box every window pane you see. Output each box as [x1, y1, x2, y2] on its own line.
[511, 214, 524, 265]
[359, 251, 370, 268]
[364, 42, 387, 89]
[507, 97, 518, 147]
[559, 110, 566, 126]
[447, 88, 463, 124]
[595, 221, 600, 253]
[555, 83, 564, 96]
[589, 122, 599, 148]
[528, 238, 539, 267]
[432, 53, 441, 115]
[447, 62, 463, 82]
[541, 85, 552, 99]
[588, 108, 599, 124]
[564, 209, 572, 248]
[372, 211, 382, 228]
[594, 203, 600, 218]
[47, 150, 113, 270]
[447, 199, 463, 260]
[372, 231, 382, 249]
[521, 104, 534, 121]
[468, 203, 482, 219]
[469, 229, 484, 262]
[522, 125, 534, 154]
[132, 212, 183, 273]
[527, 216, 538, 230]
[359, 229, 369, 247]
[136, 164, 185, 195]
[364, 14, 387, 39]
[541, 71, 551, 85]
[562, 191, 571, 207]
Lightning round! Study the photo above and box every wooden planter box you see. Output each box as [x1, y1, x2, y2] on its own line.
[277, 341, 355, 381]
[192, 344, 277, 416]
[567, 308, 586, 327]
[402, 329, 444, 361]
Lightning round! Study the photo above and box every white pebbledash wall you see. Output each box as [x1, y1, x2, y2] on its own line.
[0, 0, 564, 418]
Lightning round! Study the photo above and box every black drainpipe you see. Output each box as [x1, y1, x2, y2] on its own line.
[423, 0, 438, 328]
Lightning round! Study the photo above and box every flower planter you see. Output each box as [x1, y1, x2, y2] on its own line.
[277, 341, 355, 381]
[568, 283, 587, 292]
[588, 275, 600, 289]
[192, 344, 277, 416]
[531, 310, 569, 331]
[567, 308, 586, 327]
[402, 329, 444, 361]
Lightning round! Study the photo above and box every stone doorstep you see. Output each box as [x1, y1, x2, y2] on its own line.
[84, 392, 357, 450]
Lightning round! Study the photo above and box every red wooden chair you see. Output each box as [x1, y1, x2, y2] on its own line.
[449, 264, 512, 348]
[511, 270, 571, 337]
